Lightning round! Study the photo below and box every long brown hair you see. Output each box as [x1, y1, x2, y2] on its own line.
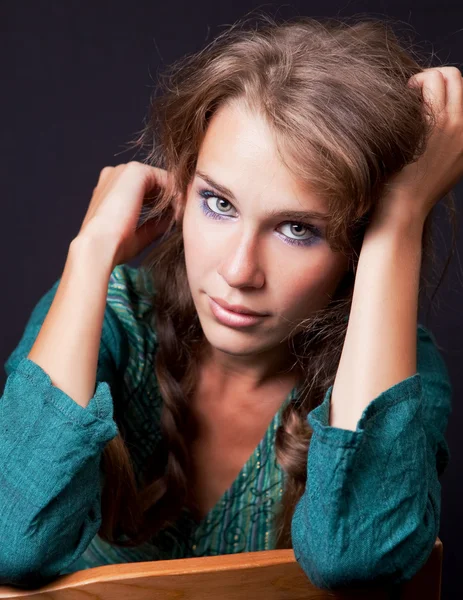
[99, 13, 458, 549]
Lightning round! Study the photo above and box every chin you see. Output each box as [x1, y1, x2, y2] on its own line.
[200, 321, 262, 353]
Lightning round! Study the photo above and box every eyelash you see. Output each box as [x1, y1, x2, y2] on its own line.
[198, 189, 322, 247]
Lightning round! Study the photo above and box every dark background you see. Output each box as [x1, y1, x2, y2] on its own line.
[1, 1, 461, 598]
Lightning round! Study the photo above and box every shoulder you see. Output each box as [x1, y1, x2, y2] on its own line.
[106, 264, 155, 331]
[105, 265, 163, 439]
[105, 264, 158, 384]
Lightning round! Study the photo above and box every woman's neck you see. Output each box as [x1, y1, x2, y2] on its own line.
[198, 342, 300, 395]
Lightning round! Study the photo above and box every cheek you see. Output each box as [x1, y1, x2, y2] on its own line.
[280, 255, 347, 314]
[183, 198, 226, 267]
[183, 227, 204, 268]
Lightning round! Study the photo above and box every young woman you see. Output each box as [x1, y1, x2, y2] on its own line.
[1, 14, 462, 590]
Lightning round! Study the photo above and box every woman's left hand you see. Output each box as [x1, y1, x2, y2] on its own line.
[371, 66, 463, 229]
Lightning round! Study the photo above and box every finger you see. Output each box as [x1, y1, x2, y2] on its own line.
[438, 66, 463, 123]
[408, 68, 447, 123]
[131, 163, 172, 191]
[138, 166, 180, 223]
[93, 164, 127, 199]
[98, 166, 115, 184]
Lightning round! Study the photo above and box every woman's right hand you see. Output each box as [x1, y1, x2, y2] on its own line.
[77, 161, 175, 269]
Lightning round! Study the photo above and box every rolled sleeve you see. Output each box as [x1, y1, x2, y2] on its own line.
[0, 358, 118, 585]
[0, 273, 126, 586]
[291, 325, 451, 589]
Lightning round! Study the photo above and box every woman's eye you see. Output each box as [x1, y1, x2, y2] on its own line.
[278, 222, 314, 242]
[198, 189, 321, 246]
[206, 195, 236, 216]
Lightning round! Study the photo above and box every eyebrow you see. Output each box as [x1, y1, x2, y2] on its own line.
[195, 170, 330, 222]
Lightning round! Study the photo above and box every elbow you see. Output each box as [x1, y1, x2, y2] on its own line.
[0, 509, 100, 588]
[291, 539, 374, 590]
[0, 543, 58, 588]
[291, 511, 438, 590]
[292, 542, 397, 590]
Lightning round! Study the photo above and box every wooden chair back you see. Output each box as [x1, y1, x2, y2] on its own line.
[0, 538, 442, 599]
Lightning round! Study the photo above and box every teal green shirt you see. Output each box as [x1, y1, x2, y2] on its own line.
[0, 264, 452, 589]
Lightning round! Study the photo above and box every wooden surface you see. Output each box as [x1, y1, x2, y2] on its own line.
[0, 539, 442, 600]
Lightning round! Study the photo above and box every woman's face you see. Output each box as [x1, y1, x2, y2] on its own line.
[181, 101, 349, 376]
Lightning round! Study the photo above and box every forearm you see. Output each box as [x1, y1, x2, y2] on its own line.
[27, 234, 117, 408]
[330, 214, 425, 430]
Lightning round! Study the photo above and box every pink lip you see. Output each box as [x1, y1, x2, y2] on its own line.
[208, 297, 268, 328]
[210, 296, 268, 316]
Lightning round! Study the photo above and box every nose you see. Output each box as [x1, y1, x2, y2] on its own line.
[217, 229, 265, 289]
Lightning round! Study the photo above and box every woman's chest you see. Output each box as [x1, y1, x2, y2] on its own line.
[187, 389, 289, 519]
[188, 424, 263, 518]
